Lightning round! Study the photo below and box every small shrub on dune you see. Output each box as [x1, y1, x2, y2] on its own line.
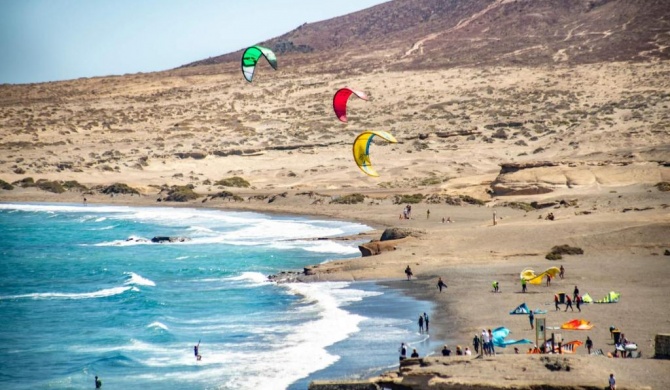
[459, 195, 485, 206]
[13, 177, 35, 187]
[62, 180, 88, 192]
[545, 252, 563, 260]
[0, 179, 14, 190]
[164, 185, 199, 202]
[551, 245, 584, 255]
[100, 183, 140, 195]
[546, 244, 584, 260]
[330, 193, 366, 205]
[656, 182, 670, 192]
[214, 176, 250, 188]
[36, 179, 65, 194]
[393, 194, 424, 204]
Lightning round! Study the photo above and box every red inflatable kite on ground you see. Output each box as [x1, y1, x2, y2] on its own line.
[333, 87, 368, 123]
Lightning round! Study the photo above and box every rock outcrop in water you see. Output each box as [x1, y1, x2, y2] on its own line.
[150, 236, 191, 243]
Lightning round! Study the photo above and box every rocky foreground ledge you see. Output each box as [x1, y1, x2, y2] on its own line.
[308, 354, 661, 389]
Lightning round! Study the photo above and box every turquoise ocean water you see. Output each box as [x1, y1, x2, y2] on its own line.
[0, 203, 437, 390]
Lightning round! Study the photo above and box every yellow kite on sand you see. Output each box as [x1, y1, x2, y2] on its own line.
[520, 267, 561, 285]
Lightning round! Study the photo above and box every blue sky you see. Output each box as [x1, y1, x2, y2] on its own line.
[0, 0, 388, 84]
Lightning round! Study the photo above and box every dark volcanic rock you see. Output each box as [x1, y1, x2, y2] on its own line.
[380, 227, 424, 241]
[151, 236, 192, 243]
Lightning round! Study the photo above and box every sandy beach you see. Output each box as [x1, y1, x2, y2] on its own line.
[1, 61, 669, 389]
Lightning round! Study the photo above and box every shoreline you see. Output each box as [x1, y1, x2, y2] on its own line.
[2, 185, 670, 389]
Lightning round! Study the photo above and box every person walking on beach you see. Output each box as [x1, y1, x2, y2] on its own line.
[576, 294, 582, 312]
[565, 295, 574, 311]
[586, 336, 593, 355]
[473, 334, 480, 354]
[573, 286, 580, 302]
[405, 265, 413, 280]
[426, 209, 430, 219]
[399, 342, 407, 361]
[546, 273, 552, 286]
[437, 277, 447, 292]
[609, 373, 616, 390]
[559, 265, 565, 279]
[418, 314, 424, 334]
[521, 278, 527, 293]
[95, 376, 102, 388]
[529, 310, 535, 330]
[492, 210, 497, 226]
[555, 294, 561, 311]
[423, 313, 430, 333]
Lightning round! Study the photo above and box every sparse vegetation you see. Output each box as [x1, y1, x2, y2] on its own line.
[163, 185, 199, 202]
[210, 191, 244, 202]
[215, 176, 251, 188]
[393, 194, 424, 204]
[546, 244, 584, 260]
[0, 179, 14, 190]
[656, 182, 670, 192]
[100, 183, 140, 195]
[330, 193, 366, 204]
[62, 180, 88, 191]
[13, 177, 35, 187]
[459, 195, 485, 206]
[36, 179, 65, 194]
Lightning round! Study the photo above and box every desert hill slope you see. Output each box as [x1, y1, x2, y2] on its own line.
[186, 0, 670, 71]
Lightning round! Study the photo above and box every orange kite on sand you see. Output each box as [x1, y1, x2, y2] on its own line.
[561, 319, 594, 330]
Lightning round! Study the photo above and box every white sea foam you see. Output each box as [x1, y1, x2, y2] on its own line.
[0, 286, 135, 300]
[124, 272, 156, 287]
[94, 217, 107, 222]
[88, 225, 117, 231]
[269, 239, 361, 255]
[175, 256, 189, 260]
[224, 272, 270, 285]
[146, 322, 169, 331]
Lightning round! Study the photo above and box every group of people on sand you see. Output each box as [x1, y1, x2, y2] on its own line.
[398, 342, 420, 361]
[400, 204, 412, 219]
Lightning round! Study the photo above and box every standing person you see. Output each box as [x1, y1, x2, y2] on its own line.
[405, 265, 413, 280]
[565, 295, 574, 311]
[546, 273, 552, 286]
[529, 310, 535, 330]
[423, 313, 430, 333]
[437, 277, 447, 292]
[488, 329, 495, 356]
[418, 314, 424, 334]
[482, 329, 491, 355]
[426, 209, 430, 219]
[493, 210, 497, 226]
[83, 197, 88, 206]
[473, 334, 480, 354]
[554, 294, 561, 311]
[576, 294, 582, 312]
[573, 286, 580, 302]
[95, 376, 102, 388]
[609, 373, 616, 390]
[399, 342, 407, 361]
[521, 278, 527, 293]
[559, 265, 565, 279]
[586, 336, 593, 355]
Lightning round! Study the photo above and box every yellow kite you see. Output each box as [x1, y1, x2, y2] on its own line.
[520, 267, 561, 285]
[352, 130, 398, 177]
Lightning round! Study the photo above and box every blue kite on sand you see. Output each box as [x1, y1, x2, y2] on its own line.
[492, 327, 533, 348]
[510, 303, 547, 315]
